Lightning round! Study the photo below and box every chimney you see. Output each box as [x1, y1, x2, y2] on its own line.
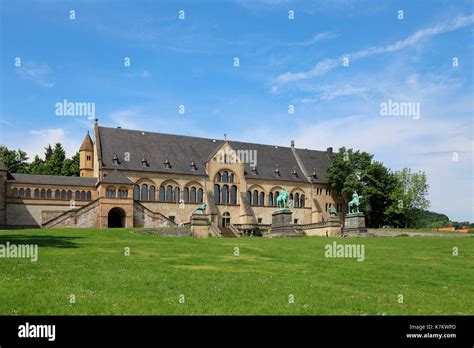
[327, 147, 333, 156]
[290, 140, 295, 148]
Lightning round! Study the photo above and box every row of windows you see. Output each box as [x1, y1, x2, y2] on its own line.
[214, 184, 238, 205]
[247, 190, 306, 208]
[315, 188, 332, 195]
[133, 184, 204, 203]
[106, 187, 129, 199]
[12, 188, 92, 200]
[214, 171, 235, 183]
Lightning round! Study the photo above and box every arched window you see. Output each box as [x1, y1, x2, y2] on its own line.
[166, 185, 173, 202]
[133, 185, 140, 201]
[55, 190, 61, 199]
[19, 188, 25, 198]
[252, 190, 258, 206]
[229, 173, 234, 183]
[159, 186, 165, 201]
[184, 187, 189, 202]
[119, 188, 128, 199]
[268, 192, 273, 206]
[246, 191, 251, 203]
[215, 173, 221, 182]
[40, 189, 46, 199]
[106, 187, 116, 198]
[230, 185, 237, 204]
[80, 191, 86, 200]
[259, 192, 265, 207]
[222, 171, 228, 183]
[26, 188, 31, 198]
[222, 185, 228, 204]
[13, 188, 18, 197]
[34, 189, 39, 198]
[190, 187, 197, 203]
[198, 188, 203, 203]
[61, 190, 67, 200]
[214, 184, 220, 204]
[86, 191, 91, 200]
[274, 191, 279, 206]
[174, 187, 180, 203]
[290, 193, 294, 204]
[75, 190, 81, 200]
[295, 193, 300, 208]
[300, 195, 305, 208]
[141, 184, 148, 201]
[149, 185, 156, 201]
[67, 190, 72, 200]
[46, 189, 52, 199]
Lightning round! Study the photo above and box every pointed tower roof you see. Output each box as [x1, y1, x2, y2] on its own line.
[79, 131, 94, 152]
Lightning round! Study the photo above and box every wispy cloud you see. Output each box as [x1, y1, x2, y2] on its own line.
[292, 31, 338, 46]
[276, 14, 474, 86]
[126, 70, 152, 78]
[300, 84, 369, 103]
[30, 128, 65, 139]
[16, 62, 54, 88]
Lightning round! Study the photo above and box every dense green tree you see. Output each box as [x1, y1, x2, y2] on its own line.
[0, 145, 29, 173]
[61, 152, 80, 176]
[44, 144, 53, 162]
[44, 143, 66, 175]
[29, 155, 46, 174]
[0, 143, 79, 177]
[325, 147, 398, 227]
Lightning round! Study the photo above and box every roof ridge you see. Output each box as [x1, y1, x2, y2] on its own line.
[98, 126, 328, 153]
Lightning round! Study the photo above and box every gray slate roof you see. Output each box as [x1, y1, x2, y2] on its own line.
[98, 126, 332, 183]
[101, 169, 132, 184]
[7, 173, 97, 187]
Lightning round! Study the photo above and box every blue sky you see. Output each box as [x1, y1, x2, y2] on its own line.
[0, 0, 473, 221]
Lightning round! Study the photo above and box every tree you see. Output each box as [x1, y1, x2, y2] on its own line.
[361, 161, 398, 227]
[61, 152, 80, 176]
[44, 144, 53, 162]
[387, 168, 430, 228]
[44, 143, 66, 175]
[29, 155, 45, 174]
[0, 145, 29, 173]
[325, 147, 373, 202]
[325, 147, 398, 227]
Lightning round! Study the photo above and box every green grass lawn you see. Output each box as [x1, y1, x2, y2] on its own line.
[0, 228, 472, 315]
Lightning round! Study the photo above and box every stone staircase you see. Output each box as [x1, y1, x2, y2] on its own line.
[42, 199, 100, 228]
[219, 226, 238, 238]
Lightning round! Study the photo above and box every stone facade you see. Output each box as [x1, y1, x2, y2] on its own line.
[0, 122, 347, 235]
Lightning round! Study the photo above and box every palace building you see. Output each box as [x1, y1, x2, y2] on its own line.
[0, 121, 346, 236]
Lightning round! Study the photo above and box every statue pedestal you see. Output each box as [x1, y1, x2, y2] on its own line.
[190, 213, 210, 238]
[269, 209, 301, 237]
[343, 212, 367, 233]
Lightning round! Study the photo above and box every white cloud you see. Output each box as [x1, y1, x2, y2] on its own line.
[276, 14, 474, 85]
[300, 84, 369, 103]
[16, 62, 54, 88]
[293, 31, 338, 46]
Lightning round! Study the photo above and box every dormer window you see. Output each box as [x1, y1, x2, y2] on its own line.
[190, 161, 197, 171]
[164, 159, 171, 169]
[112, 154, 120, 165]
[292, 167, 298, 178]
[251, 166, 258, 175]
[141, 157, 148, 167]
[312, 168, 318, 179]
[274, 164, 280, 177]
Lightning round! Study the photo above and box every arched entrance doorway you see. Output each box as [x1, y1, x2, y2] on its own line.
[108, 207, 126, 228]
[222, 212, 231, 227]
